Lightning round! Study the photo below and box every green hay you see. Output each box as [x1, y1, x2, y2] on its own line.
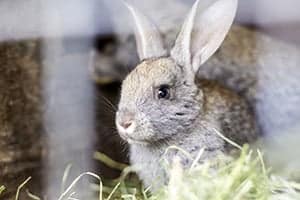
[15, 177, 31, 200]
[0, 185, 5, 195]
[93, 152, 128, 171]
[3, 126, 300, 200]
[5, 146, 300, 200]
[26, 189, 41, 200]
[91, 145, 300, 200]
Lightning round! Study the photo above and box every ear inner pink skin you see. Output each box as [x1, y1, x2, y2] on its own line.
[124, 1, 167, 60]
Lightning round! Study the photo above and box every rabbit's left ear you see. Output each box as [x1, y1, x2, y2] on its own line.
[125, 2, 167, 61]
[171, 0, 238, 74]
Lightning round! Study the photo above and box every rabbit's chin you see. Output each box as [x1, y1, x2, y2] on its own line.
[117, 129, 150, 146]
[126, 138, 149, 146]
[119, 133, 150, 146]
[118, 129, 167, 146]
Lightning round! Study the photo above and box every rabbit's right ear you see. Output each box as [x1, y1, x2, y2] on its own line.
[124, 1, 167, 61]
[171, 0, 238, 75]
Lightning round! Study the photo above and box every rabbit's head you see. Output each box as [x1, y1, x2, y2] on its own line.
[116, 0, 238, 145]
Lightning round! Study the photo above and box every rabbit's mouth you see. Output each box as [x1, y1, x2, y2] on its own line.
[116, 117, 153, 145]
[127, 138, 149, 146]
[119, 132, 149, 146]
[117, 126, 151, 145]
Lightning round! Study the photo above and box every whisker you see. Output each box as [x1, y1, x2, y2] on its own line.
[97, 94, 117, 111]
[102, 127, 119, 136]
[98, 104, 116, 115]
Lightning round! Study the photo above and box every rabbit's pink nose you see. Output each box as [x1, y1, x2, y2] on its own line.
[116, 110, 135, 133]
[120, 121, 133, 129]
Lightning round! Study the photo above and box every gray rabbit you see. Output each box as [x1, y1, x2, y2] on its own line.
[115, 0, 259, 190]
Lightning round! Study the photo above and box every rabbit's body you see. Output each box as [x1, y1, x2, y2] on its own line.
[92, 0, 300, 189]
[116, 0, 261, 190]
[128, 70, 257, 190]
[118, 57, 257, 190]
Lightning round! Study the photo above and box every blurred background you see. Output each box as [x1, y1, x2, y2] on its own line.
[0, 0, 299, 199]
[1, 0, 300, 44]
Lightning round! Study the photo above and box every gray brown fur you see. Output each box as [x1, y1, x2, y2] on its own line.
[108, 0, 300, 191]
[114, 0, 260, 191]
[118, 57, 257, 190]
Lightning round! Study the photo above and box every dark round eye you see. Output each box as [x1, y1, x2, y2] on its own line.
[157, 85, 170, 99]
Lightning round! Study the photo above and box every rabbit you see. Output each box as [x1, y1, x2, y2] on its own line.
[115, 0, 259, 191]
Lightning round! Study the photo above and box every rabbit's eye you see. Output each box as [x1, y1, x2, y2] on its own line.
[157, 85, 170, 99]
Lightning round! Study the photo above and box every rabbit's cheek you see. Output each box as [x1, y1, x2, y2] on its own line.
[134, 113, 156, 138]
